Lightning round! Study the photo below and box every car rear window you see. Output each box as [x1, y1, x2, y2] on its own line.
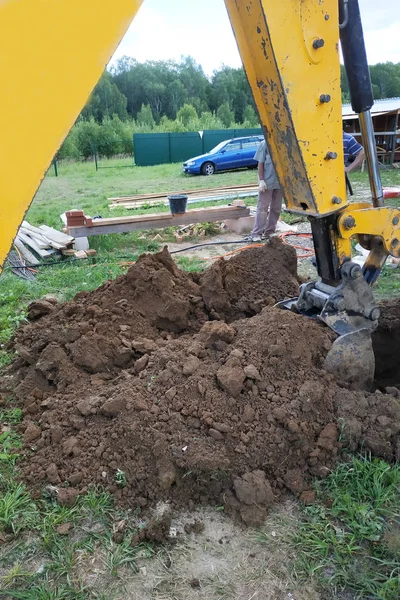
[242, 138, 262, 148]
[225, 141, 241, 151]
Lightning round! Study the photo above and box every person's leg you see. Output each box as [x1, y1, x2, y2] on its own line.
[264, 189, 283, 236]
[251, 189, 272, 237]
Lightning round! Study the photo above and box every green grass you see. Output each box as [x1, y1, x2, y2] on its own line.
[29, 160, 257, 227]
[293, 455, 400, 599]
[0, 484, 40, 535]
[0, 408, 23, 425]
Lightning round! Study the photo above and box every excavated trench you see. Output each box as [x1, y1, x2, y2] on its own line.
[1, 241, 399, 527]
[372, 302, 400, 388]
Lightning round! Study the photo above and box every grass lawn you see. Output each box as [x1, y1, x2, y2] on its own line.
[1, 160, 400, 599]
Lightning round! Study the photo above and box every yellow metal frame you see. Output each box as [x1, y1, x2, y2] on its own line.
[338, 205, 400, 258]
[224, 0, 347, 217]
[0, 0, 144, 272]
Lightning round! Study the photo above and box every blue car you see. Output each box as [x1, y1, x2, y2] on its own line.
[183, 135, 264, 176]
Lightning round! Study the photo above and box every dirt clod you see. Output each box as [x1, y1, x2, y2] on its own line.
[23, 422, 41, 443]
[56, 522, 73, 535]
[57, 487, 80, 507]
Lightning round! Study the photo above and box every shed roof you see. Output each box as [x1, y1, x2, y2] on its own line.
[342, 97, 400, 118]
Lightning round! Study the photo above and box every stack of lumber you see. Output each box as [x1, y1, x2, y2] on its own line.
[14, 221, 75, 266]
[108, 183, 258, 210]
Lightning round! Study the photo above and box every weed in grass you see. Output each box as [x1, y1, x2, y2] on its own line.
[4, 581, 91, 600]
[114, 469, 127, 489]
[104, 537, 138, 576]
[0, 350, 14, 369]
[40, 504, 80, 552]
[47, 539, 77, 582]
[0, 536, 43, 568]
[0, 483, 40, 534]
[1, 563, 36, 590]
[80, 487, 113, 521]
[0, 408, 23, 425]
[0, 431, 22, 468]
[174, 255, 206, 272]
[316, 455, 400, 541]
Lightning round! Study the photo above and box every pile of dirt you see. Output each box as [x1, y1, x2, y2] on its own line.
[10, 240, 299, 394]
[200, 238, 298, 320]
[2, 241, 400, 526]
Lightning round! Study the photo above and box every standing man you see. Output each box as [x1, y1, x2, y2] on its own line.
[343, 130, 365, 172]
[245, 139, 283, 242]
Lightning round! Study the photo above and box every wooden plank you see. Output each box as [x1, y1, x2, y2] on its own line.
[92, 205, 248, 227]
[20, 226, 50, 248]
[68, 206, 250, 238]
[108, 183, 257, 203]
[21, 221, 66, 250]
[39, 224, 74, 244]
[14, 238, 40, 266]
[110, 189, 258, 210]
[17, 232, 51, 257]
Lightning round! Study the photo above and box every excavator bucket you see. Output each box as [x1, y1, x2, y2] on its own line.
[323, 329, 375, 390]
[276, 290, 377, 390]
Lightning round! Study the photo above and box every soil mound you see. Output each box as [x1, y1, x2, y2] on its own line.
[200, 238, 298, 320]
[2, 243, 400, 526]
[10, 242, 299, 397]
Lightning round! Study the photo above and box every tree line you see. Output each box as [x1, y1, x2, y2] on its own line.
[58, 57, 400, 160]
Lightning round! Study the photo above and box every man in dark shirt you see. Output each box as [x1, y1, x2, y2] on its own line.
[343, 131, 365, 172]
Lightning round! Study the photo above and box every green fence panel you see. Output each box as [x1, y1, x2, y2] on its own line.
[133, 128, 264, 166]
[133, 133, 170, 166]
[170, 132, 203, 163]
[203, 129, 235, 152]
[233, 127, 263, 137]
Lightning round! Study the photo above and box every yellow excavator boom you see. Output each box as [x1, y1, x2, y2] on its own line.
[0, 0, 144, 272]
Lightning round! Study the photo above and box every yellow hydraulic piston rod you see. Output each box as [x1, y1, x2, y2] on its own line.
[0, 0, 144, 273]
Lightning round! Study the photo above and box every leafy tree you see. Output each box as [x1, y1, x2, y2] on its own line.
[209, 66, 253, 122]
[73, 119, 100, 159]
[217, 102, 234, 128]
[243, 105, 259, 127]
[136, 104, 155, 129]
[370, 63, 400, 99]
[176, 103, 198, 127]
[81, 72, 128, 122]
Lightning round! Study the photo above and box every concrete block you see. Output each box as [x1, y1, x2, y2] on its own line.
[225, 216, 255, 234]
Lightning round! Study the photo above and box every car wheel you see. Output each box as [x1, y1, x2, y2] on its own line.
[201, 162, 215, 176]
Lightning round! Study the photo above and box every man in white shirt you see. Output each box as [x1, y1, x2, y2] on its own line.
[245, 140, 283, 242]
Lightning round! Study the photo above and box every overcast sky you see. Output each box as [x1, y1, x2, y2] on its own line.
[110, 0, 400, 75]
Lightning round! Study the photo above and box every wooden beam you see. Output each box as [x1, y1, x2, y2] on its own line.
[39, 224, 74, 244]
[68, 206, 250, 238]
[108, 183, 257, 203]
[17, 232, 51, 258]
[20, 226, 50, 248]
[14, 238, 40, 265]
[110, 190, 258, 210]
[21, 221, 66, 250]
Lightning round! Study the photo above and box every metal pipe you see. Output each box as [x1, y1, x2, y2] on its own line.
[339, 0, 349, 29]
[358, 111, 384, 207]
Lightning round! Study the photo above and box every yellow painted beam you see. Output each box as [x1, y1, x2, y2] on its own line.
[0, 0, 144, 272]
[224, 0, 346, 217]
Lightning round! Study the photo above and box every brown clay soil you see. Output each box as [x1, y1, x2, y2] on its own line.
[1, 239, 400, 526]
